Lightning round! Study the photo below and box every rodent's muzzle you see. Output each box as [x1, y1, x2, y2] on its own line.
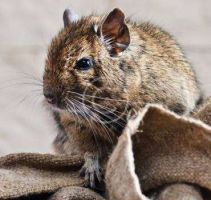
[43, 87, 62, 107]
[43, 89, 57, 105]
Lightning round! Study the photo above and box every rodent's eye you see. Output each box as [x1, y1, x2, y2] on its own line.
[75, 57, 93, 71]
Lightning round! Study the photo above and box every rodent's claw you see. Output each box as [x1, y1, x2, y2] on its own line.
[85, 170, 96, 188]
[79, 154, 102, 189]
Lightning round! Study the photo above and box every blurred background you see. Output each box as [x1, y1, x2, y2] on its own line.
[0, 0, 210, 155]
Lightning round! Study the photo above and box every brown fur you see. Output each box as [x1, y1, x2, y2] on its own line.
[43, 8, 202, 188]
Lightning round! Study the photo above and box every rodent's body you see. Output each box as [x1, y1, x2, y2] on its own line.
[43, 8, 202, 188]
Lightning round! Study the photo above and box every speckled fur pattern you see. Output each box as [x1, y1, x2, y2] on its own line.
[43, 9, 202, 188]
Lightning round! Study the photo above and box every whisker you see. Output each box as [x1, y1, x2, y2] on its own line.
[72, 99, 115, 144]
[75, 95, 126, 129]
[5, 90, 42, 111]
[15, 71, 43, 82]
[66, 90, 130, 103]
[71, 99, 102, 153]
[0, 81, 43, 91]
[77, 95, 126, 121]
[66, 98, 114, 144]
[66, 98, 80, 122]
[0, 77, 42, 84]
[65, 90, 128, 130]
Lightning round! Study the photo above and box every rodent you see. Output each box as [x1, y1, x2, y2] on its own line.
[43, 8, 202, 189]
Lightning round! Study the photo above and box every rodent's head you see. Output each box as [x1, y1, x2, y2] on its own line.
[43, 8, 138, 123]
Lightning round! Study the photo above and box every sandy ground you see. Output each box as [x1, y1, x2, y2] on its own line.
[0, 0, 210, 155]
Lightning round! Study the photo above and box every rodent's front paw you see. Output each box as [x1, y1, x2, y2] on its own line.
[79, 153, 102, 189]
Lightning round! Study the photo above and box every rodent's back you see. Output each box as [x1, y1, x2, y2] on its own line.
[124, 21, 201, 114]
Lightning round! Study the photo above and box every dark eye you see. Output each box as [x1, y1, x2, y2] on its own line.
[75, 57, 93, 70]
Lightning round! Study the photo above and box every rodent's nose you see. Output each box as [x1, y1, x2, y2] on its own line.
[43, 89, 57, 105]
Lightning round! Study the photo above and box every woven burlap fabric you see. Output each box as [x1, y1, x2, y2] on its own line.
[156, 184, 204, 200]
[0, 153, 85, 199]
[106, 103, 211, 200]
[49, 186, 105, 200]
[0, 99, 211, 200]
[193, 97, 211, 126]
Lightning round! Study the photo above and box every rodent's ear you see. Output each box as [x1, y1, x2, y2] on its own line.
[99, 8, 130, 56]
[63, 9, 79, 27]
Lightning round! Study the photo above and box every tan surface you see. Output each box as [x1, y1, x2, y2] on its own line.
[0, 0, 210, 154]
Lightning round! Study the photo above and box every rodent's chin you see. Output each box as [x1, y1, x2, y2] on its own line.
[43, 99, 66, 113]
[50, 106, 66, 113]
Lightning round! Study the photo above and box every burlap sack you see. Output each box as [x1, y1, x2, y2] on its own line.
[0, 99, 210, 199]
[106, 103, 211, 200]
[0, 153, 84, 199]
[49, 186, 105, 200]
[193, 97, 211, 126]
